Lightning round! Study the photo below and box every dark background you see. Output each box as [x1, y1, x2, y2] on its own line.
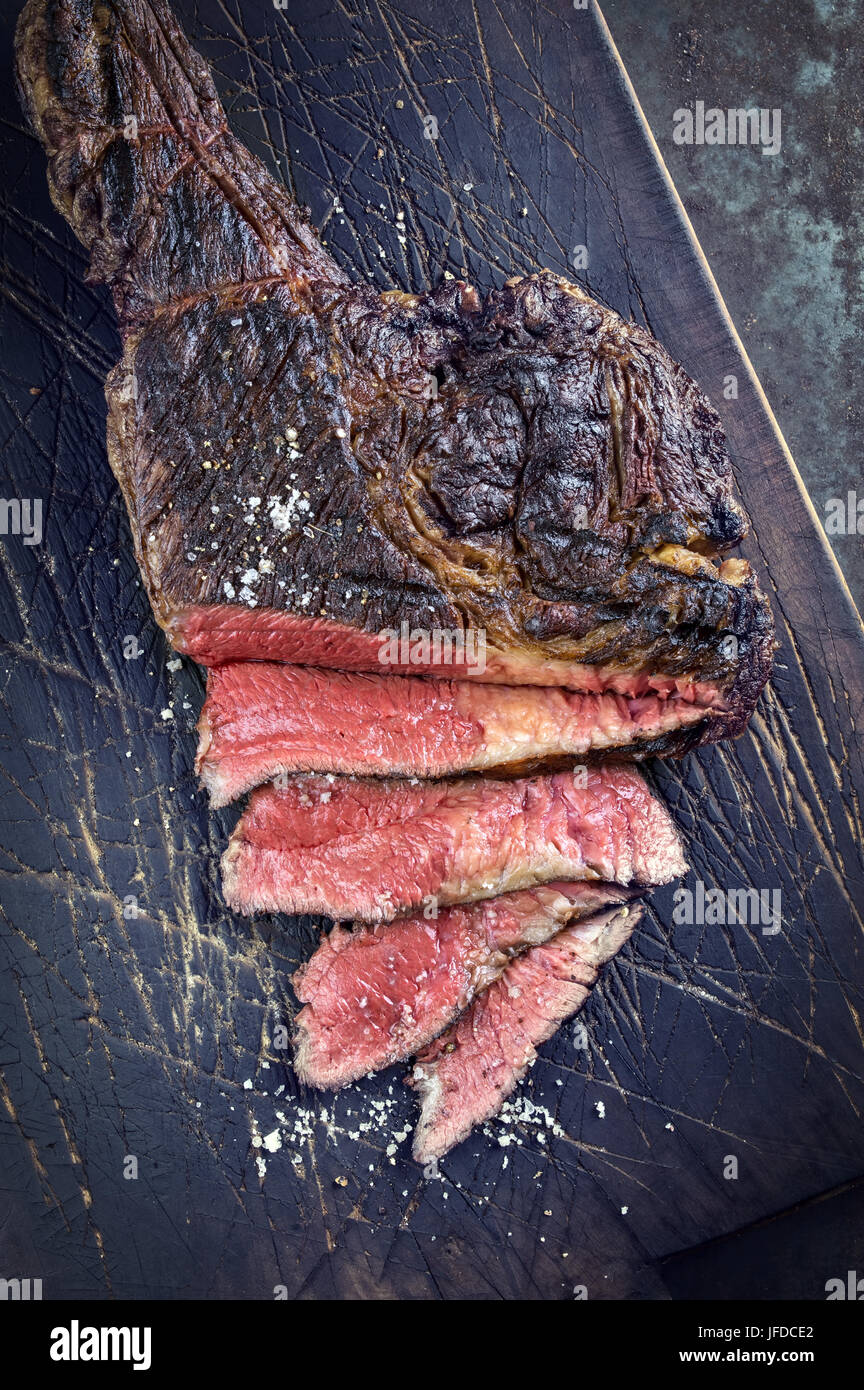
[571, 0, 864, 1288]
[0, 0, 862, 1301]
[605, 0, 864, 614]
[599, 0, 864, 1285]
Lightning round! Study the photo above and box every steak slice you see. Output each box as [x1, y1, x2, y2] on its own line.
[293, 881, 637, 1089]
[410, 901, 643, 1163]
[221, 766, 685, 921]
[198, 662, 712, 805]
[17, 0, 773, 748]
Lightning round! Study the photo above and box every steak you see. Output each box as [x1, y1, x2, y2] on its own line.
[199, 662, 711, 806]
[222, 765, 685, 920]
[410, 901, 642, 1163]
[16, 0, 773, 748]
[293, 881, 636, 1089]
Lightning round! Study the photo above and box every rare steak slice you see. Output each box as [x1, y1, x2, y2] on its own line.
[410, 901, 642, 1163]
[17, 0, 773, 748]
[293, 881, 637, 1089]
[198, 662, 711, 805]
[221, 766, 685, 921]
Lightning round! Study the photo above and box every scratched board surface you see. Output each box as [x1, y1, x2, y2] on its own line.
[1, 0, 862, 1301]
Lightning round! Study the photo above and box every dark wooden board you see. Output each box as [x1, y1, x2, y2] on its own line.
[0, 0, 862, 1300]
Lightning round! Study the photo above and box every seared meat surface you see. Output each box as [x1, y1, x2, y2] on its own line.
[16, 0, 768, 1166]
[16, 0, 773, 745]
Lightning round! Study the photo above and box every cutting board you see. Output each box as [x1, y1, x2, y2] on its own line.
[1, 0, 862, 1300]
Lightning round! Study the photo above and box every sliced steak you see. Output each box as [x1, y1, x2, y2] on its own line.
[293, 881, 636, 1088]
[410, 901, 642, 1163]
[221, 766, 685, 920]
[198, 662, 711, 805]
[17, 0, 773, 749]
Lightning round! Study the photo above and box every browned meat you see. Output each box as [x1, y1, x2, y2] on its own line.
[16, 0, 773, 747]
[198, 662, 711, 806]
[293, 881, 636, 1088]
[410, 901, 643, 1163]
[221, 765, 685, 920]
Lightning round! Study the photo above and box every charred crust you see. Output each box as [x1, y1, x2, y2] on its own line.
[16, 1, 774, 743]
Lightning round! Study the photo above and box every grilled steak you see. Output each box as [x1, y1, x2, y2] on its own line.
[199, 662, 710, 806]
[410, 901, 642, 1163]
[222, 766, 685, 920]
[16, 0, 773, 749]
[293, 881, 636, 1089]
